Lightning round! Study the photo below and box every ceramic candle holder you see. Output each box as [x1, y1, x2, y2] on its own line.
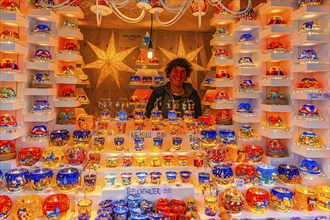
[30, 168, 53, 191]
[56, 168, 80, 192]
[278, 164, 300, 184]
[294, 186, 318, 212]
[246, 187, 270, 213]
[5, 168, 30, 192]
[270, 187, 294, 212]
[256, 164, 278, 185]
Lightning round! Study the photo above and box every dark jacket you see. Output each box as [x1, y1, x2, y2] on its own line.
[146, 82, 202, 119]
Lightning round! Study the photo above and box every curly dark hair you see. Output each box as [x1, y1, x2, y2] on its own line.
[165, 58, 193, 79]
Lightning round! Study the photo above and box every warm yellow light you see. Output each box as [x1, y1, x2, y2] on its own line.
[39, 43, 49, 46]
[303, 43, 316, 46]
[66, 37, 76, 40]
[303, 14, 317, 19]
[65, 13, 75, 17]
[270, 34, 281, 38]
[218, 21, 227, 25]
[242, 28, 252, 31]
[4, 22, 18, 26]
[38, 17, 49, 21]
[270, 9, 282, 13]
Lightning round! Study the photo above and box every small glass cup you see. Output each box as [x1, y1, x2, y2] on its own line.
[150, 172, 162, 184]
[121, 172, 133, 185]
[134, 137, 144, 151]
[116, 122, 126, 135]
[135, 155, 146, 167]
[294, 186, 318, 212]
[150, 156, 161, 167]
[204, 195, 217, 216]
[172, 137, 183, 151]
[193, 151, 204, 168]
[198, 172, 210, 190]
[88, 153, 101, 169]
[123, 156, 133, 167]
[114, 137, 124, 151]
[270, 187, 294, 212]
[107, 156, 119, 168]
[78, 199, 92, 220]
[256, 164, 277, 185]
[165, 171, 177, 183]
[105, 173, 116, 186]
[179, 171, 191, 183]
[163, 155, 174, 167]
[153, 137, 163, 151]
[83, 174, 97, 192]
[136, 172, 148, 185]
[178, 155, 188, 166]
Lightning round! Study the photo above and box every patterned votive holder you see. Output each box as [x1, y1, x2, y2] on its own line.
[150, 156, 161, 167]
[104, 173, 116, 186]
[316, 186, 330, 211]
[153, 137, 163, 151]
[246, 187, 270, 213]
[114, 137, 124, 151]
[179, 171, 191, 183]
[107, 156, 119, 167]
[113, 206, 129, 220]
[116, 122, 126, 135]
[172, 136, 183, 151]
[235, 164, 257, 185]
[244, 145, 264, 163]
[193, 151, 204, 168]
[5, 168, 30, 192]
[150, 172, 162, 184]
[84, 174, 97, 192]
[56, 168, 80, 192]
[270, 187, 294, 212]
[78, 199, 92, 220]
[165, 171, 177, 183]
[50, 129, 70, 147]
[134, 137, 144, 151]
[226, 144, 245, 163]
[204, 195, 217, 216]
[121, 172, 133, 185]
[136, 172, 148, 185]
[89, 153, 101, 169]
[123, 156, 133, 167]
[30, 168, 53, 191]
[256, 164, 278, 185]
[178, 155, 188, 166]
[135, 155, 146, 167]
[163, 155, 174, 167]
[212, 164, 233, 185]
[278, 164, 300, 184]
[294, 186, 318, 212]
[221, 188, 245, 214]
[198, 172, 210, 190]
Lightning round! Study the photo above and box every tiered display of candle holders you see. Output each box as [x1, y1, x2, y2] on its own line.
[0, 1, 329, 220]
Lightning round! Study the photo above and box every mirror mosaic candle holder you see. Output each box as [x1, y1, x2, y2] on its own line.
[42, 194, 70, 220]
[316, 186, 330, 211]
[136, 172, 148, 185]
[246, 187, 270, 213]
[5, 168, 30, 192]
[226, 144, 245, 163]
[179, 171, 191, 183]
[235, 164, 257, 185]
[114, 137, 124, 151]
[121, 172, 133, 185]
[178, 155, 188, 166]
[294, 186, 318, 212]
[78, 199, 92, 220]
[30, 168, 53, 191]
[18, 147, 42, 166]
[244, 145, 264, 163]
[256, 164, 278, 185]
[270, 187, 294, 212]
[212, 164, 233, 185]
[107, 156, 119, 167]
[105, 173, 116, 186]
[278, 164, 300, 184]
[56, 168, 80, 192]
[150, 172, 162, 184]
[221, 188, 245, 214]
[172, 136, 183, 151]
[50, 129, 70, 147]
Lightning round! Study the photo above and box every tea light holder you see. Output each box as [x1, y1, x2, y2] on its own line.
[42, 146, 64, 168]
[193, 151, 204, 168]
[78, 199, 92, 220]
[294, 186, 318, 212]
[73, 129, 91, 146]
[134, 137, 145, 151]
[244, 145, 264, 163]
[92, 137, 105, 152]
[107, 156, 119, 167]
[256, 164, 278, 185]
[278, 164, 300, 184]
[246, 187, 270, 213]
[163, 155, 174, 167]
[270, 187, 294, 212]
[212, 164, 233, 185]
[179, 171, 192, 183]
[30, 168, 53, 191]
[136, 155, 146, 167]
[172, 136, 183, 151]
[121, 172, 133, 185]
[56, 168, 80, 192]
[204, 195, 217, 216]
[226, 144, 245, 163]
[18, 147, 42, 166]
[235, 164, 257, 185]
[221, 188, 245, 214]
[104, 173, 116, 186]
[127, 194, 141, 208]
[114, 137, 125, 151]
[198, 172, 210, 190]
[84, 173, 97, 192]
[5, 168, 30, 192]
[123, 156, 133, 167]
[150, 172, 162, 184]
[150, 156, 161, 167]
[178, 155, 188, 166]
[42, 194, 70, 220]
[153, 137, 163, 151]
[136, 172, 148, 185]
[316, 186, 330, 211]
[165, 171, 177, 183]
[50, 129, 70, 147]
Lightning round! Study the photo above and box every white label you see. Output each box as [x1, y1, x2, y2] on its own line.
[130, 130, 166, 139]
[234, 178, 245, 187]
[126, 185, 173, 200]
[307, 93, 330, 100]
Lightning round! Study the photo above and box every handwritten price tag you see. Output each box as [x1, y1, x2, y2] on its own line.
[234, 178, 245, 187]
[126, 185, 173, 198]
[307, 93, 330, 100]
[130, 130, 166, 139]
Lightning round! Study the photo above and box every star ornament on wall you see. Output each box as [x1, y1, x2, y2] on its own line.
[158, 35, 206, 72]
[84, 32, 137, 89]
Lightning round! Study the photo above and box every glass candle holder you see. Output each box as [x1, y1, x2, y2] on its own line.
[184, 198, 197, 212]
[140, 200, 153, 214]
[172, 136, 183, 151]
[30, 168, 53, 191]
[183, 110, 194, 122]
[270, 187, 294, 212]
[42, 146, 64, 168]
[235, 164, 257, 185]
[88, 153, 101, 169]
[123, 156, 133, 167]
[316, 186, 330, 211]
[18, 147, 42, 167]
[163, 155, 174, 167]
[150, 172, 162, 184]
[0, 195, 12, 219]
[153, 137, 163, 151]
[190, 137, 201, 151]
[73, 129, 91, 146]
[84, 174, 97, 192]
[134, 137, 144, 151]
[198, 172, 210, 190]
[66, 146, 87, 166]
[244, 145, 264, 163]
[136, 172, 148, 185]
[207, 146, 226, 165]
[212, 164, 233, 185]
[114, 137, 124, 151]
[151, 110, 162, 123]
[178, 155, 188, 166]
[278, 164, 300, 184]
[116, 122, 126, 135]
[50, 129, 70, 146]
[294, 186, 318, 212]
[127, 194, 141, 208]
[78, 199, 92, 220]
[169, 122, 179, 135]
[193, 151, 204, 168]
[43, 194, 70, 220]
[92, 136, 105, 152]
[179, 171, 192, 183]
[150, 156, 161, 167]
[165, 171, 177, 183]
[107, 156, 119, 168]
[226, 144, 245, 163]
[117, 111, 127, 122]
[56, 168, 80, 192]
[96, 121, 108, 135]
[201, 129, 217, 143]
[135, 155, 146, 167]
[246, 187, 270, 213]
[157, 198, 169, 207]
[256, 164, 278, 185]
[5, 168, 30, 192]
[121, 172, 133, 185]
[219, 129, 236, 145]
[221, 188, 245, 214]
[204, 195, 217, 216]
[104, 173, 116, 186]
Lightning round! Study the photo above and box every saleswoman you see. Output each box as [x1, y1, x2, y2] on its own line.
[146, 58, 202, 119]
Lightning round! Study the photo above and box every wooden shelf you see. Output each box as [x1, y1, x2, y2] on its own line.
[24, 88, 57, 96]
[0, 11, 29, 27]
[260, 25, 292, 38]
[27, 8, 59, 23]
[292, 34, 329, 47]
[292, 5, 330, 21]
[27, 34, 58, 47]
[23, 112, 57, 122]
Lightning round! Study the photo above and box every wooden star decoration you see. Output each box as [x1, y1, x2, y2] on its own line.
[158, 35, 206, 72]
[84, 31, 137, 89]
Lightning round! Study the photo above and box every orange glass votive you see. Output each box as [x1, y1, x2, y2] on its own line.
[163, 155, 174, 167]
[294, 186, 318, 212]
[316, 185, 330, 211]
[246, 187, 270, 213]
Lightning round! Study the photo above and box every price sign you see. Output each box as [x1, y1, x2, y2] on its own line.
[234, 178, 245, 187]
[126, 185, 173, 200]
[130, 130, 166, 139]
[307, 93, 330, 100]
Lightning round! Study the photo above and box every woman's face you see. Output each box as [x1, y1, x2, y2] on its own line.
[170, 65, 187, 87]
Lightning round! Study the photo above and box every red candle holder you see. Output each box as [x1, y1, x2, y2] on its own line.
[18, 147, 42, 166]
[244, 145, 264, 163]
[246, 187, 270, 213]
[43, 194, 70, 219]
[235, 164, 257, 185]
[157, 198, 169, 207]
[171, 205, 185, 215]
[163, 212, 177, 220]
[0, 195, 12, 219]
